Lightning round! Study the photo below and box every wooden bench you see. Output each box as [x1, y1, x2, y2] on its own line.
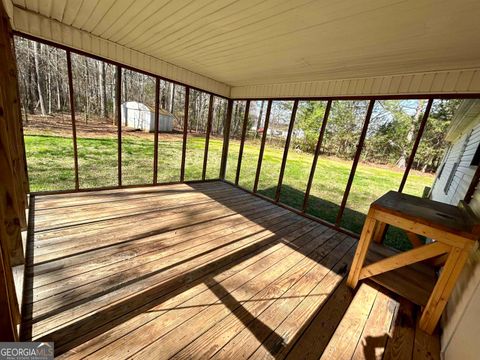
[347, 191, 479, 334]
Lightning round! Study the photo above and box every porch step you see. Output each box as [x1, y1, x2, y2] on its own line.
[319, 282, 440, 360]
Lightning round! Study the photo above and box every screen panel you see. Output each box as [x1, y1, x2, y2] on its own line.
[205, 97, 228, 179]
[157, 81, 185, 183]
[121, 68, 156, 185]
[15, 37, 76, 192]
[71, 53, 118, 189]
[279, 100, 328, 210]
[225, 101, 246, 183]
[305, 100, 369, 224]
[257, 100, 294, 199]
[339, 99, 429, 250]
[238, 100, 267, 191]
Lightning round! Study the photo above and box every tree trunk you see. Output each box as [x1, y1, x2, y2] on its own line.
[99, 62, 107, 118]
[47, 50, 52, 115]
[33, 41, 46, 115]
[256, 100, 265, 139]
[84, 58, 89, 124]
[26, 41, 34, 114]
[232, 103, 239, 136]
[396, 100, 425, 169]
[112, 70, 116, 125]
[55, 50, 61, 111]
[123, 70, 128, 103]
[170, 83, 175, 113]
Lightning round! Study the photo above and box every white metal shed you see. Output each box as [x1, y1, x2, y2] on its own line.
[121, 101, 174, 132]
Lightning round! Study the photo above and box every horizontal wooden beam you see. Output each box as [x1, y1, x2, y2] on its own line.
[374, 210, 474, 248]
[359, 242, 450, 280]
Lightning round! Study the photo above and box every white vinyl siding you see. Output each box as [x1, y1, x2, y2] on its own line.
[230, 69, 480, 99]
[431, 124, 480, 205]
[431, 115, 480, 360]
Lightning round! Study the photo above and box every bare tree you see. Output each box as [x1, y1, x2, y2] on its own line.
[33, 41, 46, 115]
[98, 61, 107, 118]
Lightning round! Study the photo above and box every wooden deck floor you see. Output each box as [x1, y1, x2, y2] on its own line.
[22, 181, 440, 359]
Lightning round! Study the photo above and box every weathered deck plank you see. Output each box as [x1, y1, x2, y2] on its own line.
[21, 181, 440, 359]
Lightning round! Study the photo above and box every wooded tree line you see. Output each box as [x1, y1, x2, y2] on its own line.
[15, 37, 456, 172]
[187, 89, 227, 136]
[230, 99, 458, 173]
[15, 37, 227, 135]
[15, 37, 70, 118]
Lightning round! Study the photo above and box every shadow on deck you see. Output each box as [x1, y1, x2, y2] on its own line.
[20, 181, 439, 359]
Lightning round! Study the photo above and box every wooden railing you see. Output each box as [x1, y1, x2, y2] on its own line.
[222, 98, 438, 238]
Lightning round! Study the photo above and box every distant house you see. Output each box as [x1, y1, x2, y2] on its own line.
[121, 101, 174, 132]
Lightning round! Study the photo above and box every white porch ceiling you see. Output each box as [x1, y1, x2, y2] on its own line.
[7, 0, 480, 97]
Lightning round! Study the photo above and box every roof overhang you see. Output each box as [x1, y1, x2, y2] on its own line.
[446, 99, 480, 141]
[5, 0, 480, 99]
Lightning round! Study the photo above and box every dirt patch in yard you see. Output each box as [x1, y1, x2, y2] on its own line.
[22, 113, 185, 141]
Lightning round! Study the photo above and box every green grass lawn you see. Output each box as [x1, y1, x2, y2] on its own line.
[25, 133, 434, 250]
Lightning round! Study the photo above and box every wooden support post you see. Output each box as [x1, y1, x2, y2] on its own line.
[302, 100, 332, 212]
[347, 211, 378, 288]
[253, 100, 272, 193]
[219, 100, 233, 179]
[0, 238, 18, 340]
[235, 100, 250, 186]
[398, 99, 433, 192]
[180, 86, 189, 182]
[153, 77, 160, 185]
[116, 66, 122, 187]
[275, 100, 298, 202]
[372, 221, 387, 243]
[202, 94, 214, 180]
[1, 11, 28, 229]
[66, 51, 79, 190]
[0, 184, 21, 323]
[419, 247, 470, 334]
[0, 3, 24, 331]
[0, 10, 25, 267]
[336, 100, 375, 226]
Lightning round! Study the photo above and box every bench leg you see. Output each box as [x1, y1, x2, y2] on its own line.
[347, 215, 377, 289]
[372, 221, 387, 244]
[419, 247, 469, 334]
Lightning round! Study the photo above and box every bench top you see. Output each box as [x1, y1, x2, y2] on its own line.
[371, 191, 479, 241]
